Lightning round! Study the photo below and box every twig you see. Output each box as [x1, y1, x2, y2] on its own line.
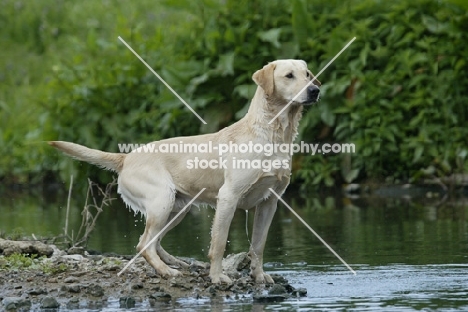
[64, 175, 74, 242]
[62, 177, 117, 248]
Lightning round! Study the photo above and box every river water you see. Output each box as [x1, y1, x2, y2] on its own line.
[1, 185, 467, 311]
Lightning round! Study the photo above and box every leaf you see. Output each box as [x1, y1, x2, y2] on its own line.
[291, 0, 309, 45]
[320, 104, 336, 126]
[422, 15, 448, 34]
[413, 145, 424, 163]
[458, 149, 468, 159]
[257, 28, 282, 48]
[359, 42, 369, 67]
[233, 84, 257, 99]
[216, 52, 235, 76]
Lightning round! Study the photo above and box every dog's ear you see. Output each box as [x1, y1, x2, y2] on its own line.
[308, 70, 321, 87]
[252, 63, 276, 96]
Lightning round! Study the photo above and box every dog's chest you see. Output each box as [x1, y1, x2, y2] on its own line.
[237, 173, 289, 209]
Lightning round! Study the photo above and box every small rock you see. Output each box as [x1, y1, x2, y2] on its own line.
[217, 283, 233, 291]
[271, 274, 288, 284]
[235, 276, 251, 286]
[70, 271, 87, 277]
[40, 296, 60, 309]
[268, 284, 287, 295]
[222, 252, 250, 275]
[104, 264, 120, 271]
[292, 287, 307, 297]
[150, 292, 171, 302]
[169, 278, 192, 290]
[61, 255, 84, 261]
[28, 288, 47, 295]
[119, 297, 136, 308]
[50, 244, 66, 257]
[2, 297, 31, 311]
[64, 277, 79, 283]
[67, 247, 86, 255]
[66, 298, 80, 309]
[67, 284, 81, 293]
[207, 285, 217, 296]
[131, 282, 144, 290]
[86, 284, 104, 297]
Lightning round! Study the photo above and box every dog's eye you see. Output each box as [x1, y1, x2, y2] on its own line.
[306, 71, 310, 78]
[286, 73, 294, 79]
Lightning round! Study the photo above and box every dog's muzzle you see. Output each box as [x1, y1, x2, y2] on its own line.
[302, 85, 320, 105]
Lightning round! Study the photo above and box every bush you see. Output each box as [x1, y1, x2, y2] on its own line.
[294, 0, 468, 188]
[1, 0, 467, 188]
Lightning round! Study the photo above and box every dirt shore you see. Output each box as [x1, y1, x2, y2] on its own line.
[0, 240, 305, 310]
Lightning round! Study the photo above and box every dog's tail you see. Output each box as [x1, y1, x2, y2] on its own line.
[49, 141, 126, 173]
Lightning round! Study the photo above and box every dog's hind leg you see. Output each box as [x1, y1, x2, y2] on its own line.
[156, 210, 191, 269]
[137, 195, 182, 278]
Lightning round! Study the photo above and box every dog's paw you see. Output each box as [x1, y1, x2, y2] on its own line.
[210, 273, 233, 284]
[159, 266, 182, 278]
[252, 272, 274, 284]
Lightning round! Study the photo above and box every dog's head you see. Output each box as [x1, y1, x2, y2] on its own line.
[252, 59, 321, 105]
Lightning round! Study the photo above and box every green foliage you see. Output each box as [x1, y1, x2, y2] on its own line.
[1, 0, 467, 187]
[0, 253, 69, 274]
[294, 0, 468, 188]
[0, 253, 40, 271]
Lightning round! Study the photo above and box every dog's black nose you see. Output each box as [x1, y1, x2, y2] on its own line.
[307, 85, 320, 99]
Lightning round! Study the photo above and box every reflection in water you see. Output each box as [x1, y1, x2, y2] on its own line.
[1, 186, 467, 310]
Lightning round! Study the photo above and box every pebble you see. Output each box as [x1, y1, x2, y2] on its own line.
[67, 247, 86, 255]
[268, 284, 287, 295]
[64, 276, 79, 283]
[28, 288, 47, 295]
[85, 284, 104, 297]
[292, 287, 307, 297]
[40, 296, 60, 309]
[61, 255, 84, 261]
[2, 297, 31, 311]
[131, 282, 144, 289]
[119, 297, 136, 308]
[67, 284, 82, 293]
[150, 292, 172, 302]
[66, 298, 80, 309]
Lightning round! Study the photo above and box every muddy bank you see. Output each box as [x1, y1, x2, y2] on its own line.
[0, 240, 305, 310]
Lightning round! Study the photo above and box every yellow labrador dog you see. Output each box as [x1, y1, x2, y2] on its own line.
[50, 59, 321, 284]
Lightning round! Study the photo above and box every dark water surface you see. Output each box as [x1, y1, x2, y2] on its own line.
[1, 186, 467, 311]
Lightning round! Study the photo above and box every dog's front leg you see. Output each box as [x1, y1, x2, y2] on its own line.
[249, 196, 278, 283]
[208, 184, 238, 284]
